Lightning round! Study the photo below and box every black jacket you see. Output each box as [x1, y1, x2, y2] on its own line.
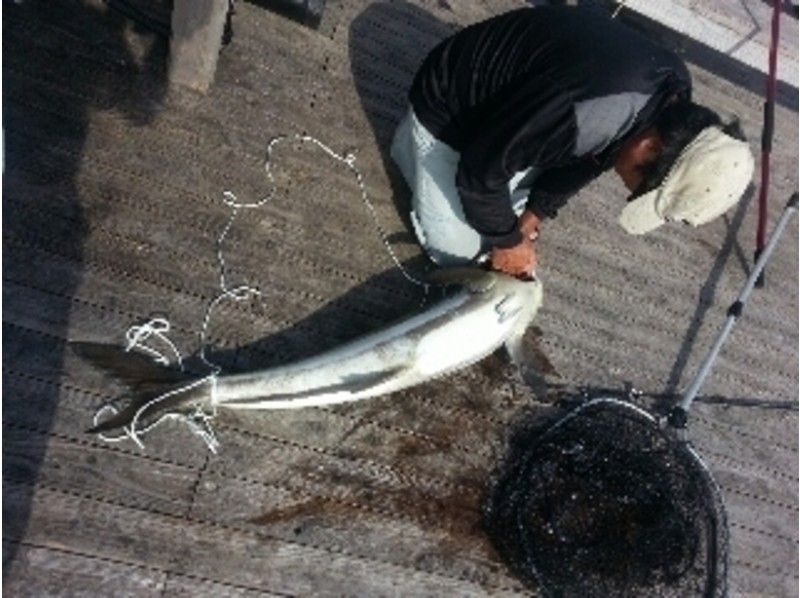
[408, 6, 691, 247]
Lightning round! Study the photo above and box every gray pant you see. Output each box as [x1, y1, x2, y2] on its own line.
[390, 108, 535, 265]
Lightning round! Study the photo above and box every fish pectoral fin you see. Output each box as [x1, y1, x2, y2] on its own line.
[504, 334, 548, 398]
[425, 267, 496, 293]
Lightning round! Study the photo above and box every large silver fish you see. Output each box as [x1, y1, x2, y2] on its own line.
[74, 268, 543, 435]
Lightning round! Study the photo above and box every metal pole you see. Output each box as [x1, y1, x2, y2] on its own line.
[754, 0, 782, 287]
[669, 193, 797, 426]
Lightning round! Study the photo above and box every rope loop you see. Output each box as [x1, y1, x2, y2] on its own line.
[124, 317, 184, 369]
[262, 133, 435, 293]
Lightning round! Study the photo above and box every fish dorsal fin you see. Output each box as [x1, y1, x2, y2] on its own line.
[425, 267, 496, 293]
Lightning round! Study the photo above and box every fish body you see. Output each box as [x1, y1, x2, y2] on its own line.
[217, 271, 542, 409]
[77, 268, 542, 433]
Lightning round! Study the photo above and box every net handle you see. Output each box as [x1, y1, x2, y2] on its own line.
[669, 192, 798, 427]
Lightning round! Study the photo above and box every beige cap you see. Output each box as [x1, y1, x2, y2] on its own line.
[619, 126, 755, 235]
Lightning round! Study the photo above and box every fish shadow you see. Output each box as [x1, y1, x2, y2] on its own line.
[195, 259, 450, 374]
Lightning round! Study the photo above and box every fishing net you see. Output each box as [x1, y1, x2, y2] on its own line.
[485, 398, 728, 598]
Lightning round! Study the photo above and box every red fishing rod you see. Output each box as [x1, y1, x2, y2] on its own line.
[755, 0, 782, 287]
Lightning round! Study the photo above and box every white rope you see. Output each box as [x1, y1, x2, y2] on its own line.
[92, 372, 219, 452]
[124, 317, 183, 369]
[93, 133, 428, 452]
[268, 134, 432, 293]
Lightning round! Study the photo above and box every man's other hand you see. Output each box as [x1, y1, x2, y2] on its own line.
[518, 210, 541, 241]
[490, 238, 537, 278]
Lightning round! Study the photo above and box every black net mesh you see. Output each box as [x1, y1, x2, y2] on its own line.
[485, 399, 728, 598]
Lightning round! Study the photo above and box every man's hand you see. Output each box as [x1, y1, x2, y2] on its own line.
[518, 209, 541, 241]
[490, 238, 537, 278]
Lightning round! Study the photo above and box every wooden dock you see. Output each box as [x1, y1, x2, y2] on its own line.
[4, 1, 797, 595]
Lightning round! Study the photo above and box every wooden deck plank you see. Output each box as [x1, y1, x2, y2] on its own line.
[4, 481, 523, 597]
[161, 574, 294, 597]
[2, 540, 167, 597]
[3, 424, 199, 516]
[187, 470, 526, 594]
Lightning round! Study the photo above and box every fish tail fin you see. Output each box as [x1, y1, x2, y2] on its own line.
[71, 342, 208, 435]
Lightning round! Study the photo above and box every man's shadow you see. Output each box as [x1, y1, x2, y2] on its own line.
[347, 0, 456, 239]
[3, 1, 168, 572]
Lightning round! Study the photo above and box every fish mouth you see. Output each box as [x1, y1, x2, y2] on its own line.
[495, 295, 524, 323]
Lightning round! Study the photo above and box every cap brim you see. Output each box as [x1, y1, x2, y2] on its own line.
[619, 189, 665, 235]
